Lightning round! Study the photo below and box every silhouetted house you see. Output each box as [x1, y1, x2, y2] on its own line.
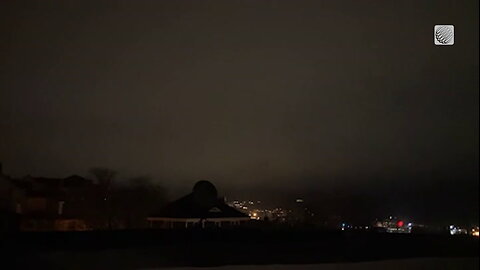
[148, 181, 249, 229]
[0, 164, 23, 231]
[18, 175, 94, 231]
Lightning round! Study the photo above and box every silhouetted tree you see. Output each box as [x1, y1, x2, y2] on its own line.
[109, 177, 167, 229]
[89, 167, 116, 187]
[89, 167, 117, 229]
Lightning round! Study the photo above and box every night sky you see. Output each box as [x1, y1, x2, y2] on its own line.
[1, 1, 478, 224]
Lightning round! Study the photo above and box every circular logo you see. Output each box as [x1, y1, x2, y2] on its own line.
[435, 26, 453, 44]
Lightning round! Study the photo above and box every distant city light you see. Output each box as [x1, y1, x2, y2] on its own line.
[375, 217, 412, 234]
[449, 225, 468, 235]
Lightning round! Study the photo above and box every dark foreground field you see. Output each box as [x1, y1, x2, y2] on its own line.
[1, 229, 478, 269]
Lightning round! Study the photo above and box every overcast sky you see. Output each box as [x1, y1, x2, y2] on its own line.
[1, 0, 478, 223]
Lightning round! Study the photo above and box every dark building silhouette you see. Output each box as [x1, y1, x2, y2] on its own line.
[148, 180, 249, 229]
[0, 164, 23, 231]
[1, 164, 98, 231]
[16, 175, 94, 231]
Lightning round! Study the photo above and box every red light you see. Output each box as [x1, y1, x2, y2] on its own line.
[397, 220, 404, 227]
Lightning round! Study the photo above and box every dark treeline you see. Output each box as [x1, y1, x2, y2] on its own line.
[58, 167, 167, 230]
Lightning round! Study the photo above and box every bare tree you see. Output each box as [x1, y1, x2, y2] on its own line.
[89, 167, 116, 187]
[110, 177, 167, 229]
[89, 167, 116, 229]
